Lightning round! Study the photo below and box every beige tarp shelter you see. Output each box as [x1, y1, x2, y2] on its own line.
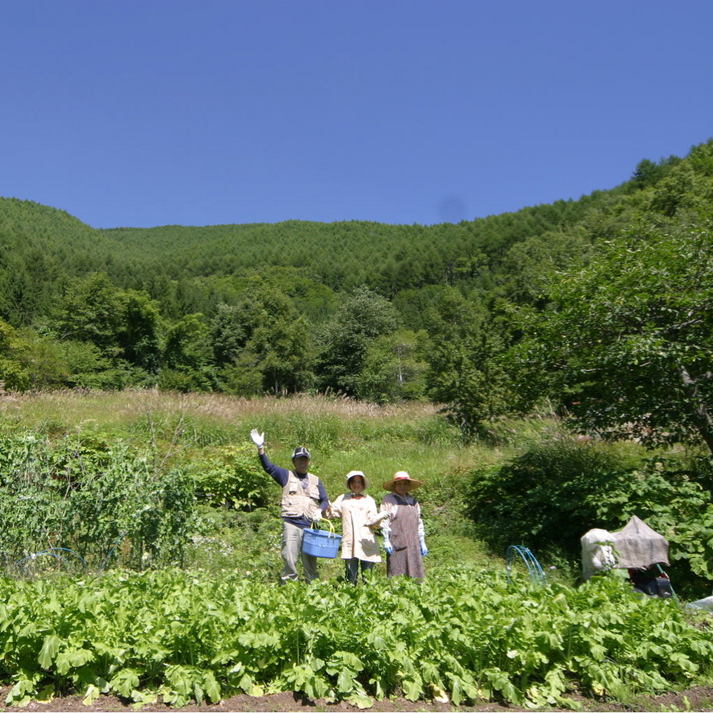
[581, 515, 669, 580]
[609, 515, 669, 569]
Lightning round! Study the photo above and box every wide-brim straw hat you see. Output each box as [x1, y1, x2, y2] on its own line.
[383, 470, 423, 491]
[345, 470, 368, 488]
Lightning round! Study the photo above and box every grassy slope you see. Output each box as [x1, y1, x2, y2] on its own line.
[0, 390, 558, 579]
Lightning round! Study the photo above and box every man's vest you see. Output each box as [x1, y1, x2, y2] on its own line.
[281, 470, 322, 521]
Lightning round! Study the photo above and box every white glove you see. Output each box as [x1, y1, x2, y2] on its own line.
[250, 429, 265, 448]
[419, 529, 428, 556]
[366, 511, 389, 527]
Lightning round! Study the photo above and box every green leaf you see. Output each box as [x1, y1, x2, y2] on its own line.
[403, 678, 423, 701]
[110, 668, 141, 698]
[38, 634, 62, 669]
[347, 693, 374, 709]
[83, 684, 101, 706]
[203, 672, 221, 703]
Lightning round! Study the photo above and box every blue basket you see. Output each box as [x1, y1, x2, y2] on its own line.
[303, 523, 342, 559]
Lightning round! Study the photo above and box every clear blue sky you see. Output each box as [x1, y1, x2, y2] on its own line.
[2, 1, 712, 228]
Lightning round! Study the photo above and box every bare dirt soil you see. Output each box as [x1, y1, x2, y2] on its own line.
[7, 686, 713, 712]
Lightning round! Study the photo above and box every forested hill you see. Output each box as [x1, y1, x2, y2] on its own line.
[0, 199, 118, 324]
[103, 196, 602, 296]
[4, 184, 616, 322]
[0, 140, 709, 421]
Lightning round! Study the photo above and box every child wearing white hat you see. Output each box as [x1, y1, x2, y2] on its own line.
[329, 470, 386, 583]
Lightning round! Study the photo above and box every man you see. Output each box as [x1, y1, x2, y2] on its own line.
[250, 428, 330, 582]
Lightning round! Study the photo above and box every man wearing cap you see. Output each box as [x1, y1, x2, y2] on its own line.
[381, 471, 427, 580]
[250, 428, 330, 582]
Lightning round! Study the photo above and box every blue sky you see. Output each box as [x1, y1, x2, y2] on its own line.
[2, 1, 712, 228]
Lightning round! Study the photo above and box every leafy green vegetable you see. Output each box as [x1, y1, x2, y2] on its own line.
[0, 568, 710, 707]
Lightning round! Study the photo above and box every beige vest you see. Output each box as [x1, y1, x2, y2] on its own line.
[281, 471, 322, 521]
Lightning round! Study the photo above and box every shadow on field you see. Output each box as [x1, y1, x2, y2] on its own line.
[7, 686, 713, 712]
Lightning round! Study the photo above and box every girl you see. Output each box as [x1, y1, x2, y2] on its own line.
[329, 470, 385, 583]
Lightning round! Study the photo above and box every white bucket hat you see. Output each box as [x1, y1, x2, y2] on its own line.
[345, 470, 368, 488]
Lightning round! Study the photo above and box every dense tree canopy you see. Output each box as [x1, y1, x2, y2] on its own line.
[316, 287, 400, 396]
[513, 217, 713, 452]
[510, 141, 713, 451]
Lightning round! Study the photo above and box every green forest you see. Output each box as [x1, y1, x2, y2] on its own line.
[1, 140, 712, 454]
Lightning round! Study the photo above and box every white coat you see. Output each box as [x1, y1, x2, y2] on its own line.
[331, 493, 382, 563]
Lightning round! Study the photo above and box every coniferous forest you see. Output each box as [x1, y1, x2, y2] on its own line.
[1, 140, 712, 451]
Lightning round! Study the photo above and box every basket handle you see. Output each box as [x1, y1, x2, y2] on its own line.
[312, 518, 335, 533]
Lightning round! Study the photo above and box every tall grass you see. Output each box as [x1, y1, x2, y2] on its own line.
[0, 390, 569, 576]
[0, 390, 441, 438]
[0, 390, 517, 495]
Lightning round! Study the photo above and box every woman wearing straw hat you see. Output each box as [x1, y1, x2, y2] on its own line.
[381, 471, 428, 580]
[329, 470, 387, 584]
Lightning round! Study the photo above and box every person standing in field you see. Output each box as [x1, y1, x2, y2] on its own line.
[250, 429, 330, 583]
[329, 470, 387, 583]
[381, 471, 428, 580]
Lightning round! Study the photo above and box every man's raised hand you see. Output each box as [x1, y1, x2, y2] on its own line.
[250, 429, 265, 448]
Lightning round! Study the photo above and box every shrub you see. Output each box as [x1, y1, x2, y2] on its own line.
[186, 506, 282, 577]
[466, 437, 623, 556]
[466, 437, 713, 594]
[187, 443, 272, 510]
[0, 432, 195, 570]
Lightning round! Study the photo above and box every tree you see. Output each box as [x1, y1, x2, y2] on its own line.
[0, 319, 31, 390]
[211, 284, 315, 395]
[513, 218, 713, 453]
[117, 291, 161, 373]
[316, 287, 399, 396]
[0, 320, 77, 391]
[51, 274, 124, 356]
[356, 329, 428, 403]
[55, 340, 116, 389]
[417, 288, 513, 439]
[630, 155, 681, 189]
[242, 315, 314, 394]
[160, 314, 216, 392]
[427, 322, 511, 439]
[499, 229, 591, 305]
[48, 274, 161, 387]
[210, 303, 252, 366]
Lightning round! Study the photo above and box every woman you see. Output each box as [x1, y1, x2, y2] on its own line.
[329, 470, 385, 583]
[381, 471, 427, 580]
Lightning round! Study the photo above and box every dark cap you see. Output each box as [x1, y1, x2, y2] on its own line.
[291, 446, 311, 460]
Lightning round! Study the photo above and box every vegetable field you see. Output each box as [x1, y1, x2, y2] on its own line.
[1, 569, 712, 708]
